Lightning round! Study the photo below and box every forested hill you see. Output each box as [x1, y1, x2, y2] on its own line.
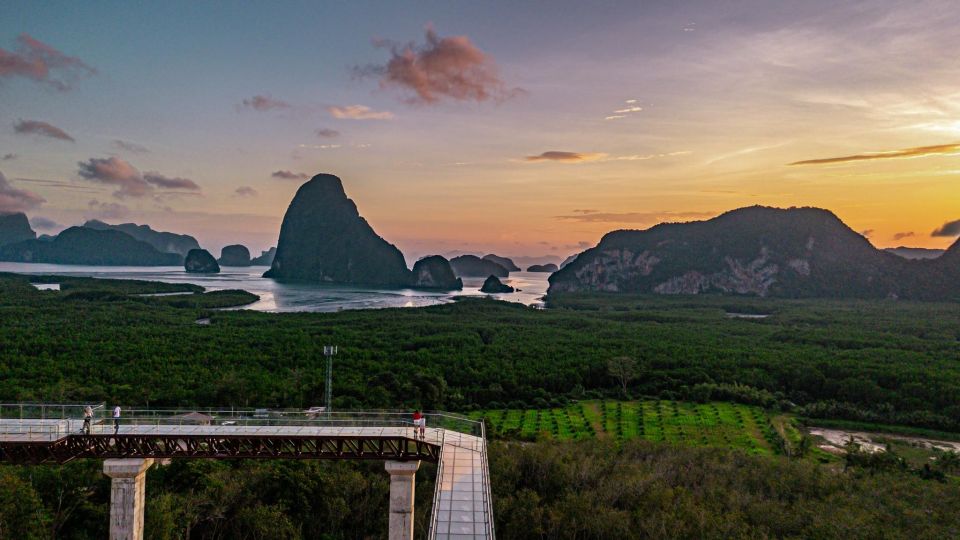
[549, 206, 960, 300]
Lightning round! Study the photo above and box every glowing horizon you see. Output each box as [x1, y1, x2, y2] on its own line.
[2, 1, 959, 259]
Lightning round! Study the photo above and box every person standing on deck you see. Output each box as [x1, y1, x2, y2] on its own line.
[113, 405, 121, 434]
[413, 410, 425, 438]
[82, 405, 93, 434]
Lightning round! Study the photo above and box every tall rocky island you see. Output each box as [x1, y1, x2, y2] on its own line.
[265, 173, 460, 289]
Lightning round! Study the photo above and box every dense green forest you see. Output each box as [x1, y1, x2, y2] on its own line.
[1, 273, 960, 538]
[1, 273, 959, 430]
[2, 439, 959, 539]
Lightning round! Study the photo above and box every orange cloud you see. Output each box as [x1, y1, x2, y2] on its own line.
[789, 142, 960, 165]
[524, 151, 607, 163]
[360, 26, 524, 104]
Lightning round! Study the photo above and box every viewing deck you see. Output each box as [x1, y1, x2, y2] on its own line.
[0, 404, 494, 540]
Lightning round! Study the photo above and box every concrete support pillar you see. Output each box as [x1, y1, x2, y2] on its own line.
[385, 460, 420, 540]
[103, 458, 154, 540]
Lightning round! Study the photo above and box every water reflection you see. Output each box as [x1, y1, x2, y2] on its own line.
[0, 263, 551, 313]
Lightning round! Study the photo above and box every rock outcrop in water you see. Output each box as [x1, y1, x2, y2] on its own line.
[482, 254, 520, 272]
[526, 263, 559, 273]
[411, 255, 463, 290]
[0, 212, 36, 248]
[251, 247, 276, 266]
[185, 249, 220, 273]
[219, 244, 251, 266]
[83, 220, 199, 256]
[480, 275, 514, 293]
[450, 255, 509, 278]
[0, 226, 182, 266]
[264, 174, 412, 286]
[549, 206, 960, 300]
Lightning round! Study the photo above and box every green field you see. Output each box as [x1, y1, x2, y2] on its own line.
[470, 400, 782, 454]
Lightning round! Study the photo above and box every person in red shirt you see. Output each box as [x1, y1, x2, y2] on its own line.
[412, 410, 424, 438]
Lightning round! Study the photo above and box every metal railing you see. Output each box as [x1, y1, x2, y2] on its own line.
[0, 404, 482, 439]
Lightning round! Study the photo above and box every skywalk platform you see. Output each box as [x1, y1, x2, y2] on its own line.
[0, 405, 495, 540]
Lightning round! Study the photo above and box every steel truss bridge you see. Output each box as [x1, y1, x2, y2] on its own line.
[0, 404, 494, 540]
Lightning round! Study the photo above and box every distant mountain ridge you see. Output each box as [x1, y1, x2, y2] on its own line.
[83, 220, 200, 256]
[885, 246, 945, 260]
[549, 206, 960, 300]
[0, 226, 182, 266]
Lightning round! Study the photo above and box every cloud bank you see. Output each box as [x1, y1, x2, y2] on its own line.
[931, 219, 960, 237]
[524, 151, 607, 163]
[0, 34, 95, 90]
[14, 119, 74, 142]
[77, 157, 200, 198]
[271, 170, 309, 180]
[0, 171, 46, 213]
[359, 26, 523, 104]
[790, 142, 960, 165]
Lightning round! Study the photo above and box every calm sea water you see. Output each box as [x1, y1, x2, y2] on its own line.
[0, 263, 551, 313]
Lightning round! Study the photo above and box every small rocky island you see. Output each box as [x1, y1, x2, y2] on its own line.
[219, 244, 251, 266]
[480, 275, 514, 293]
[526, 263, 559, 273]
[411, 256, 463, 290]
[185, 249, 220, 273]
[450, 255, 509, 278]
[264, 173, 459, 289]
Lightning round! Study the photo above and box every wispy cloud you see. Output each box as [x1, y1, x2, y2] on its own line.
[1, 154, 15, 161]
[605, 99, 643, 120]
[0, 170, 45, 213]
[113, 139, 150, 154]
[234, 186, 258, 197]
[524, 151, 608, 163]
[315, 128, 340, 138]
[860, 229, 875, 238]
[77, 157, 200, 198]
[271, 170, 309, 180]
[357, 25, 524, 104]
[931, 219, 960, 237]
[893, 231, 915, 241]
[237, 95, 291, 112]
[610, 151, 691, 161]
[789, 142, 960, 165]
[142, 173, 200, 190]
[0, 34, 95, 90]
[328, 105, 394, 120]
[14, 119, 74, 142]
[555, 210, 714, 224]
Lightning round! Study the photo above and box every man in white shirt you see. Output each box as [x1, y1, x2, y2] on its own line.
[113, 405, 121, 434]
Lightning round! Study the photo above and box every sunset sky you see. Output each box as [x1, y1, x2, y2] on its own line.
[2, 0, 959, 260]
